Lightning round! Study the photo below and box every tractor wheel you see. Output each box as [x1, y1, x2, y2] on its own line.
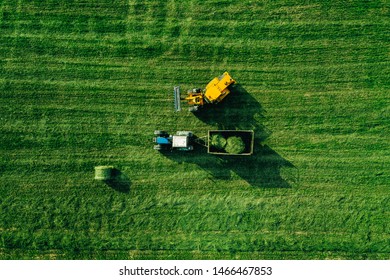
[154, 144, 162, 150]
[154, 130, 168, 136]
[189, 106, 199, 112]
[176, 131, 193, 137]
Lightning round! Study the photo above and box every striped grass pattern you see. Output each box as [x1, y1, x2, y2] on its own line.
[0, 0, 389, 259]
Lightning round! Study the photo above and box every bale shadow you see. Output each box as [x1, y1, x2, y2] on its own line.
[160, 84, 297, 188]
[104, 168, 131, 193]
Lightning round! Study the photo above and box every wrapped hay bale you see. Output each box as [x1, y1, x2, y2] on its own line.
[225, 136, 245, 154]
[94, 166, 114, 181]
[210, 134, 227, 150]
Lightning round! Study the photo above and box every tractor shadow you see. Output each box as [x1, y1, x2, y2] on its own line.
[163, 84, 298, 188]
[214, 144, 297, 188]
[193, 84, 270, 141]
[105, 168, 131, 193]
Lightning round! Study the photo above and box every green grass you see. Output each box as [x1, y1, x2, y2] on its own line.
[0, 0, 389, 259]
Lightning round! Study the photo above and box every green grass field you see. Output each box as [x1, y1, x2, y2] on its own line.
[0, 0, 389, 259]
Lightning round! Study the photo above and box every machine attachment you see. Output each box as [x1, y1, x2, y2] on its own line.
[174, 86, 182, 112]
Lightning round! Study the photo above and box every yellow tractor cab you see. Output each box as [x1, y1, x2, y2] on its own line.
[204, 72, 236, 104]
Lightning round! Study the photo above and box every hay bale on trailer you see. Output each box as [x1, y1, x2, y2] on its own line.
[210, 134, 227, 150]
[207, 130, 254, 156]
[94, 166, 114, 181]
[225, 136, 246, 154]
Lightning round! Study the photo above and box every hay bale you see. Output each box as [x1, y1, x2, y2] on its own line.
[225, 136, 245, 154]
[94, 166, 114, 181]
[210, 134, 227, 150]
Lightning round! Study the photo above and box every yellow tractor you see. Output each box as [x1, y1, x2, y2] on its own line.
[174, 72, 236, 112]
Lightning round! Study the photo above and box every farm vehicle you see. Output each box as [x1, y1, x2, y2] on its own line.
[174, 72, 236, 112]
[153, 130, 194, 151]
[153, 130, 254, 155]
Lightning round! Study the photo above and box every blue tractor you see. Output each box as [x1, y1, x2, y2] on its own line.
[153, 130, 194, 151]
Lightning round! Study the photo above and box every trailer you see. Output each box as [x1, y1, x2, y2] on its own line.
[207, 130, 254, 156]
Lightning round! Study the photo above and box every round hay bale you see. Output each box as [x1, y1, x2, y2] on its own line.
[225, 136, 245, 154]
[210, 134, 227, 150]
[94, 166, 114, 181]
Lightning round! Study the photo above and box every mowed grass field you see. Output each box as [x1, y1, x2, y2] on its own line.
[0, 0, 389, 259]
